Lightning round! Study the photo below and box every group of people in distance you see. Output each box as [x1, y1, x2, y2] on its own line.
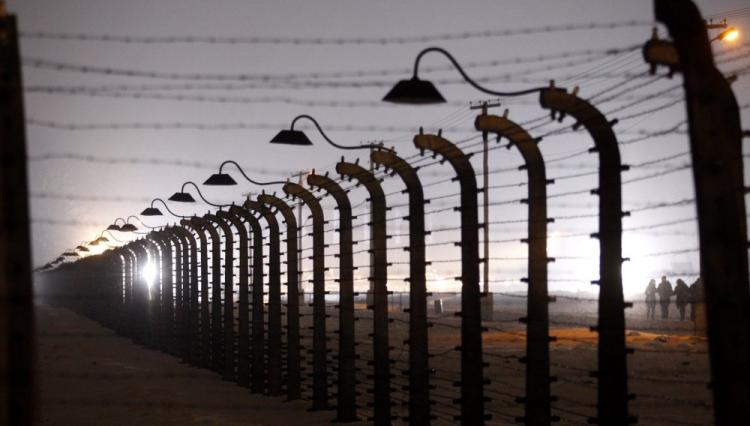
[645, 276, 703, 321]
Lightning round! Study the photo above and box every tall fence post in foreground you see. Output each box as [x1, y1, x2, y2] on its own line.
[0, 12, 33, 425]
[653, 1, 750, 424]
[197, 215, 223, 374]
[475, 111, 554, 425]
[244, 199, 284, 396]
[258, 193, 302, 401]
[186, 218, 211, 368]
[209, 212, 236, 382]
[179, 220, 202, 365]
[150, 232, 172, 353]
[218, 209, 250, 387]
[413, 130, 486, 425]
[227, 206, 266, 394]
[336, 159, 392, 425]
[284, 182, 330, 410]
[371, 149, 431, 425]
[166, 226, 192, 359]
[307, 171, 359, 422]
[540, 84, 631, 425]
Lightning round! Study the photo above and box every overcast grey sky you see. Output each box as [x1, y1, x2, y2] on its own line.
[11, 0, 750, 295]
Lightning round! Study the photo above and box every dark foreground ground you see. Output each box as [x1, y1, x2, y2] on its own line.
[35, 304, 333, 426]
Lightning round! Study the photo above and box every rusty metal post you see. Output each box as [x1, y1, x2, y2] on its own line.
[371, 150, 431, 425]
[475, 112, 553, 425]
[335, 160, 391, 425]
[258, 193, 302, 401]
[218, 209, 250, 387]
[540, 86, 630, 425]
[175, 223, 199, 364]
[244, 199, 283, 396]
[185, 218, 211, 368]
[205, 213, 235, 381]
[228, 206, 266, 394]
[307, 172, 358, 422]
[283, 182, 329, 410]
[0, 13, 33, 425]
[653, 2, 750, 423]
[414, 131, 485, 425]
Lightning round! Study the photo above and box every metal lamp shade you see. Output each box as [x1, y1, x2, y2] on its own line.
[120, 224, 138, 232]
[168, 192, 196, 202]
[140, 207, 163, 216]
[382, 77, 446, 104]
[269, 129, 313, 146]
[203, 173, 238, 186]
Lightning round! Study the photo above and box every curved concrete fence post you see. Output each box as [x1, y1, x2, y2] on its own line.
[244, 199, 284, 396]
[175, 223, 200, 364]
[258, 192, 302, 401]
[475, 112, 553, 425]
[413, 130, 485, 425]
[308, 172, 358, 422]
[371, 149, 430, 425]
[283, 182, 330, 411]
[218, 208, 250, 387]
[335, 160, 391, 425]
[228, 205, 266, 394]
[184, 218, 211, 368]
[541, 85, 629, 424]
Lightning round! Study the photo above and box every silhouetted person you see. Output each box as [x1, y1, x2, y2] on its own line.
[657, 275, 673, 319]
[674, 278, 690, 320]
[689, 277, 704, 321]
[645, 279, 657, 319]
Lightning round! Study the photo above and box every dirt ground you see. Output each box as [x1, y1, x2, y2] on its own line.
[35, 303, 334, 426]
[35, 295, 713, 425]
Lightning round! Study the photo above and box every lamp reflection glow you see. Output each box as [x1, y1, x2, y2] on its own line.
[142, 261, 157, 291]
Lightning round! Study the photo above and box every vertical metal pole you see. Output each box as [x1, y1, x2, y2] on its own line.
[284, 182, 329, 410]
[540, 86, 629, 425]
[475, 113, 552, 425]
[258, 193, 302, 401]
[0, 13, 33, 424]
[414, 131, 485, 425]
[371, 150, 430, 425]
[308, 173, 358, 422]
[335, 161, 391, 425]
[483, 124, 490, 296]
[654, 2, 750, 423]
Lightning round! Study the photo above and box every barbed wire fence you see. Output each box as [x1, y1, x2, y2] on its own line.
[28, 8, 750, 426]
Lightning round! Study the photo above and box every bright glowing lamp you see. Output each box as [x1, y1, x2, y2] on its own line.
[142, 261, 157, 289]
[719, 27, 739, 42]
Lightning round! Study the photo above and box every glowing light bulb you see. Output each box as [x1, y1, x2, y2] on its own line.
[142, 261, 157, 289]
[720, 27, 739, 42]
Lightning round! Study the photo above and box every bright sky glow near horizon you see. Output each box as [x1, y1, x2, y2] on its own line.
[13, 0, 750, 297]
